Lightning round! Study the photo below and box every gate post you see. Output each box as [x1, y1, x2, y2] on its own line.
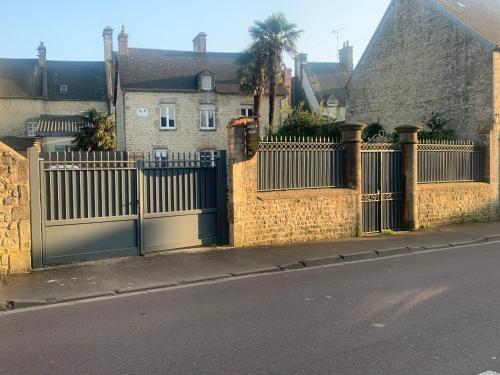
[341, 123, 366, 237]
[396, 125, 421, 230]
[28, 147, 43, 269]
[136, 159, 145, 256]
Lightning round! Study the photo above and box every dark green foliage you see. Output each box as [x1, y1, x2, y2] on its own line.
[73, 108, 116, 151]
[363, 123, 384, 141]
[418, 113, 455, 140]
[276, 104, 342, 139]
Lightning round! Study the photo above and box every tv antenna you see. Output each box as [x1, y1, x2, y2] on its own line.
[332, 27, 344, 60]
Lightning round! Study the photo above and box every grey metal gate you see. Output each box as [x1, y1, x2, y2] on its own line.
[361, 143, 403, 234]
[29, 150, 228, 267]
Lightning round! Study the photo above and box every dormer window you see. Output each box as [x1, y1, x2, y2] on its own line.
[201, 75, 212, 91]
[59, 84, 68, 93]
[198, 71, 214, 91]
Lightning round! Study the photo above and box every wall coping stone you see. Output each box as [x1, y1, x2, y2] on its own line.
[256, 188, 357, 201]
[417, 181, 493, 190]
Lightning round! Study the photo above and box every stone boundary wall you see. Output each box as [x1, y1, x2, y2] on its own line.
[230, 156, 358, 247]
[418, 182, 498, 227]
[0, 142, 31, 274]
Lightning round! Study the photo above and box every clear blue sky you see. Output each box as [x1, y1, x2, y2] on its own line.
[0, 0, 390, 69]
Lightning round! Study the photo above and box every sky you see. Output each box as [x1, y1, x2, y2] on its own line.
[0, 0, 391, 70]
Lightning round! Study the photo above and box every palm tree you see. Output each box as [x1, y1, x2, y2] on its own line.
[249, 13, 302, 133]
[238, 41, 268, 128]
[73, 108, 116, 151]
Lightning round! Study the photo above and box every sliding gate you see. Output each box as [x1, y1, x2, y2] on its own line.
[361, 143, 403, 234]
[29, 151, 228, 267]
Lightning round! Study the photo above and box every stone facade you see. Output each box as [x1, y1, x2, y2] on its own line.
[229, 156, 358, 247]
[0, 142, 31, 274]
[418, 182, 498, 227]
[0, 98, 107, 137]
[117, 89, 281, 153]
[346, 0, 495, 139]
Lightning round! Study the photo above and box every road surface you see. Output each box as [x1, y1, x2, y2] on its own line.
[2, 242, 500, 374]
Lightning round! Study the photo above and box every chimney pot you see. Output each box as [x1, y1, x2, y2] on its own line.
[118, 25, 129, 55]
[193, 32, 207, 52]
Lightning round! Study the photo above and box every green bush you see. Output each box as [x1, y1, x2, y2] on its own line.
[276, 104, 342, 139]
[418, 113, 455, 140]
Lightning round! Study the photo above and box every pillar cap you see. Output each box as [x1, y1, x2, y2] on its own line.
[395, 124, 422, 133]
[340, 122, 367, 131]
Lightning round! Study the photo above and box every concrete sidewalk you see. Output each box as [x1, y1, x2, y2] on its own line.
[1, 221, 500, 310]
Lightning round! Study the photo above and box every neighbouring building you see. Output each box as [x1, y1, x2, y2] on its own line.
[346, 0, 500, 139]
[0, 43, 108, 152]
[292, 42, 353, 122]
[110, 27, 287, 157]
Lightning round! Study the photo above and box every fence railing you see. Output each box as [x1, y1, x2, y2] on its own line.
[257, 136, 346, 192]
[417, 140, 485, 183]
[41, 151, 219, 221]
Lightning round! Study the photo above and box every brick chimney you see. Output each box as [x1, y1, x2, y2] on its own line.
[118, 25, 128, 55]
[37, 42, 46, 66]
[103, 26, 113, 61]
[193, 32, 207, 52]
[294, 53, 307, 80]
[103, 27, 114, 105]
[37, 42, 48, 98]
[339, 41, 353, 72]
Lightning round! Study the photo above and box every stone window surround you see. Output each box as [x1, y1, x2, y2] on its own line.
[200, 103, 217, 130]
[159, 103, 176, 130]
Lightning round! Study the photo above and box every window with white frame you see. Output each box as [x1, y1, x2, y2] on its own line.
[201, 75, 212, 91]
[200, 104, 216, 129]
[153, 149, 168, 161]
[160, 104, 176, 129]
[200, 149, 216, 167]
[240, 106, 254, 118]
[26, 122, 38, 137]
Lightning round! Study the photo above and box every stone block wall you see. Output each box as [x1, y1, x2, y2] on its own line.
[117, 90, 283, 153]
[417, 182, 498, 227]
[346, 0, 494, 139]
[0, 142, 31, 274]
[230, 156, 358, 247]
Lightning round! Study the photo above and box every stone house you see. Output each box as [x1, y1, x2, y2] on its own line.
[109, 27, 287, 157]
[292, 42, 353, 121]
[0, 43, 109, 152]
[346, 0, 500, 139]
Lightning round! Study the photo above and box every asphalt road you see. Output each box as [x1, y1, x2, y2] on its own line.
[2, 242, 500, 375]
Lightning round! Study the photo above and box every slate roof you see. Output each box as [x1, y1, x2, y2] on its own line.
[35, 115, 91, 137]
[0, 136, 36, 155]
[302, 62, 350, 106]
[432, 0, 500, 47]
[0, 58, 42, 98]
[119, 48, 287, 95]
[0, 58, 107, 100]
[47, 61, 107, 101]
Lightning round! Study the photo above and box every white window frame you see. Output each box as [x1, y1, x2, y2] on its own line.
[200, 149, 217, 167]
[153, 149, 168, 160]
[240, 106, 254, 118]
[160, 104, 176, 129]
[201, 75, 212, 91]
[59, 84, 68, 93]
[26, 122, 38, 137]
[200, 104, 216, 130]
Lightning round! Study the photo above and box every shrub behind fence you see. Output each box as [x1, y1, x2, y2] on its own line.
[257, 136, 346, 191]
[418, 140, 484, 183]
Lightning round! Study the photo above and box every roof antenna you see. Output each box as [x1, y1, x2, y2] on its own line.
[332, 28, 344, 61]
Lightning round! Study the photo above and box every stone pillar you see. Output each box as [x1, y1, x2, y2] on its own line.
[479, 122, 500, 218]
[226, 123, 248, 246]
[396, 125, 421, 230]
[341, 123, 366, 236]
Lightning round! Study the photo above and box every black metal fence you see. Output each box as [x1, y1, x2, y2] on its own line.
[257, 136, 346, 192]
[417, 140, 485, 183]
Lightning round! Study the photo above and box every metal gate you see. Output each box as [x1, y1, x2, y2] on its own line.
[361, 143, 403, 234]
[29, 150, 228, 267]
